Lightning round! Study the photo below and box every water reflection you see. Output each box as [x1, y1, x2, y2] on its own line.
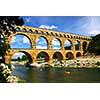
[12, 65, 100, 83]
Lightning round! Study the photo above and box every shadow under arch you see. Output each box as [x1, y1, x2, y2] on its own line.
[36, 51, 50, 62]
[11, 51, 33, 64]
[53, 52, 63, 61]
[10, 33, 32, 48]
[76, 52, 81, 57]
[75, 40, 80, 50]
[66, 52, 74, 60]
[83, 41, 88, 51]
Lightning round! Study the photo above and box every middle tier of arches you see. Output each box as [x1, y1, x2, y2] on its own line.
[9, 33, 88, 51]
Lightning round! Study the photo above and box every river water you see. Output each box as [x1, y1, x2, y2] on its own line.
[12, 65, 100, 83]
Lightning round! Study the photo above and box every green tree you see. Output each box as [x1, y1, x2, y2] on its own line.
[88, 34, 100, 55]
[64, 46, 71, 50]
[22, 55, 28, 61]
[75, 44, 80, 50]
[17, 57, 21, 62]
[0, 16, 24, 63]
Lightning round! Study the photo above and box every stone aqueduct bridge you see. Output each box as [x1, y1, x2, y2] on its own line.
[4, 25, 92, 64]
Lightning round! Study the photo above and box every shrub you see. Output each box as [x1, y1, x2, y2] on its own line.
[95, 61, 100, 66]
[0, 63, 17, 83]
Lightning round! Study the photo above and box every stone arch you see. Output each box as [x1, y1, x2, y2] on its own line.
[83, 41, 88, 51]
[67, 35, 70, 38]
[28, 29, 33, 33]
[60, 34, 63, 37]
[55, 33, 58, 36]
[51, 32, 55, 36]
[11, 51, 33, 63]
[36, 36, 48, 49]
[34, 30, 38, 34]
[76, 52, 81, 57]
[64, 39, 73, 50]
[71, 35, 73, 38]
[10, 34, 32, 48]
[75, 40, 80, 50]
[76, 36, 78, 39]
[36, 51, 50, 62]
[16, 27, 20, 31]
[22, 28, 27, 32]
[63, 34, 66, 38]
[52, 38, 62, 49]
[45, 32, 49, 35]
[53, 52, 63, 61]
[39, 31, 44, 35]
[66, 52, 74, 60]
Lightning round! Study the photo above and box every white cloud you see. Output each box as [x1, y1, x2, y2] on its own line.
[23, 36, 30, 44]
[52, 47, 60, 49]
[12, 52, 25, 59]
[39, 25, 58, 29]
[36, 38, 39, 43]
[52, 39, 60, 46]
[11, 35, 30, 44]
[75, 41, 79, 45]
[88, 30, 100, 36]
[36, 45, 47, 49]
[36, 37, 47, 46]
[25, 17, 31, 22]
[11, 36, 16, 43]
[64, 40, 71, 46]
[66, 16, 100, 36]
[11, 35, 22, 44]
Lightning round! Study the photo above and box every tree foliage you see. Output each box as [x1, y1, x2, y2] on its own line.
[64, 46, 71, 50]
[0, 16, 24, 62]
[22, 55, 28, 61]
[88, 34, 100, 55]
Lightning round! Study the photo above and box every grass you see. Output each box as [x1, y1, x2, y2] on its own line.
[16, 77, 26, 83]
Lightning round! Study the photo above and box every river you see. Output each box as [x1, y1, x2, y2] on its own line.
[12, 64, 100, 83]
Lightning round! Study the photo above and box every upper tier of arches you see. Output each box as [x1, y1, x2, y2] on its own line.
[13, 25, 92, 40]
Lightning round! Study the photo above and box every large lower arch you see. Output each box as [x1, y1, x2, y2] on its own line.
[53, 52, 63, 61]
[36, 51, 49, 62]
[11, 51, 32, 64]
[66, 52, 74, 60]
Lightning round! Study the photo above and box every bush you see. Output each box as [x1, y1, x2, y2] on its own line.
[0, 63, 17, 83]
[88, 34, 100, 55]
[95, 61, 100, 66]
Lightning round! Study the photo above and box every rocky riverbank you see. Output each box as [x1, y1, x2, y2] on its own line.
[11, 56, 100, 68]
[42, 56, 100, 68]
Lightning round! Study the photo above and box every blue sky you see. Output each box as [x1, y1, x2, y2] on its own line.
[11, 16, 100, 58]
[22, 16, 100, 36]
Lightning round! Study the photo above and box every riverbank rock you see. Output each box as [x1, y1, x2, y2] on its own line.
[30, 63, 42, 68]
[64, 71, 71, 76]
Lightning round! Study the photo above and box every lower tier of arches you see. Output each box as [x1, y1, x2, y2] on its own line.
[4, 49, 83, 64]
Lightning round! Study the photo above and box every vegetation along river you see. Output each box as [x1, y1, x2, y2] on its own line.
[12, 64, 100, 83]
